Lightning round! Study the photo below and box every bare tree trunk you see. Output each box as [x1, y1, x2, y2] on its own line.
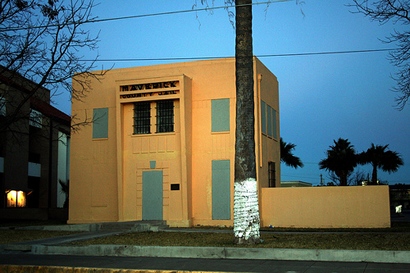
[233, 0, 261, 244]
[340, 171, 348, 186]
[371, 165, 378, 185]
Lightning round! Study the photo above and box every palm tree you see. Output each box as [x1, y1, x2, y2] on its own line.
[59, 180, 69, 208]
[280, 138, 303, 169]
[319, 138, 358, 186]
[233, 0, 261, 245]
[358, 144, 403, 185]
[202, 0, 301, 245]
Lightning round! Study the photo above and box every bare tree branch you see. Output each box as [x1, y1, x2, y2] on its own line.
[0, 0, 106, 132]
[349, 0, 410, 109]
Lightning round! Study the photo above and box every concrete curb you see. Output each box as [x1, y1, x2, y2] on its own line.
[0, 265, 213, 273]
[30, 245, 410, 264]
[18, 224, 99, 232]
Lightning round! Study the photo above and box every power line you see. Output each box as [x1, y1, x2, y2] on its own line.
[258, 48, 396, 57]
[0, 0, 290, 32]
[83, 48, 396, 63]
[88, 1, 283, 24]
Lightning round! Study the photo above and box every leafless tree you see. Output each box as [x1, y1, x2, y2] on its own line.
[350, 0, 410, 110]
[328, 169, 369, 186]
[0, 0, 104, 132]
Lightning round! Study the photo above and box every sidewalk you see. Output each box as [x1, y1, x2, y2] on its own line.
[1, 221, 410, 272]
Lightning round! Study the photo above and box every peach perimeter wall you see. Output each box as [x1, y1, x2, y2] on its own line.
[260, 185, 391, 228]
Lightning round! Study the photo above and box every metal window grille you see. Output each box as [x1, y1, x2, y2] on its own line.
[156, 100, 174, 133]
[133, 102, 151, 134]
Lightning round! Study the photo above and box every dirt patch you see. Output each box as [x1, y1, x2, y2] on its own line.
[68, 231, 410, 251]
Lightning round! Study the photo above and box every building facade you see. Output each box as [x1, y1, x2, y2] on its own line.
[0, 67, 70, 218]
[69, 58, 280, 227]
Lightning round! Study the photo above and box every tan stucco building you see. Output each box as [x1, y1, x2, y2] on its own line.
[69, 57, 392, 229]
[69, 57, 280, 227]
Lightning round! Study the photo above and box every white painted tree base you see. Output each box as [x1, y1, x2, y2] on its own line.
[233, 178, 260, 243]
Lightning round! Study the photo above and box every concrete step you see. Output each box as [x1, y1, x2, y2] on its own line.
[98, 221, 168, 232]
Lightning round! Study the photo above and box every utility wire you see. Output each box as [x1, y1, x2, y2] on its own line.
[0, 0, 289, 32]
[258, 48, 396, 57]
[87, 1, 285, 24]
[84, 48, 397, 62]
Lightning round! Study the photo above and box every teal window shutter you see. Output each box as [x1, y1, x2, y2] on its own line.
[93, 108, 109, 139]
[267, 105, 273, 137]
[211, 99, 230, 132]
[212, 160, 231, 220]
[272, 108, 277, 139]
[261, 100, 267, 134]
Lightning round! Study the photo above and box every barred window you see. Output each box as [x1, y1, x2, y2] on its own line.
[133, 102, 151, 134]
[156, 100, 174, 133]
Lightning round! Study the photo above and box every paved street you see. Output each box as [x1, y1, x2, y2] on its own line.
[1, 253, 410, 273]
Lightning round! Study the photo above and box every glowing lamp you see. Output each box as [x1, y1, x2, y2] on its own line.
[5, 190, 27, 207]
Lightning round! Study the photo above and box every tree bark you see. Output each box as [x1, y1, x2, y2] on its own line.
[233, 0, 261, 244]
[371, 164, 378, 185]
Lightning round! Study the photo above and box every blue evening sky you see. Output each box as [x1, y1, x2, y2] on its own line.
[54, 0, 410, 185]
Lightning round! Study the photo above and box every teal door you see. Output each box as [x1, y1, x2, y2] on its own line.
[142, 170, 163, 220]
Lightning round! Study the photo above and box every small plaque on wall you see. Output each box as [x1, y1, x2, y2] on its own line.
[170, 184, 180, 191]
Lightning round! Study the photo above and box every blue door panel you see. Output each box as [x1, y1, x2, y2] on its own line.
[142, 170, 163, 220]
